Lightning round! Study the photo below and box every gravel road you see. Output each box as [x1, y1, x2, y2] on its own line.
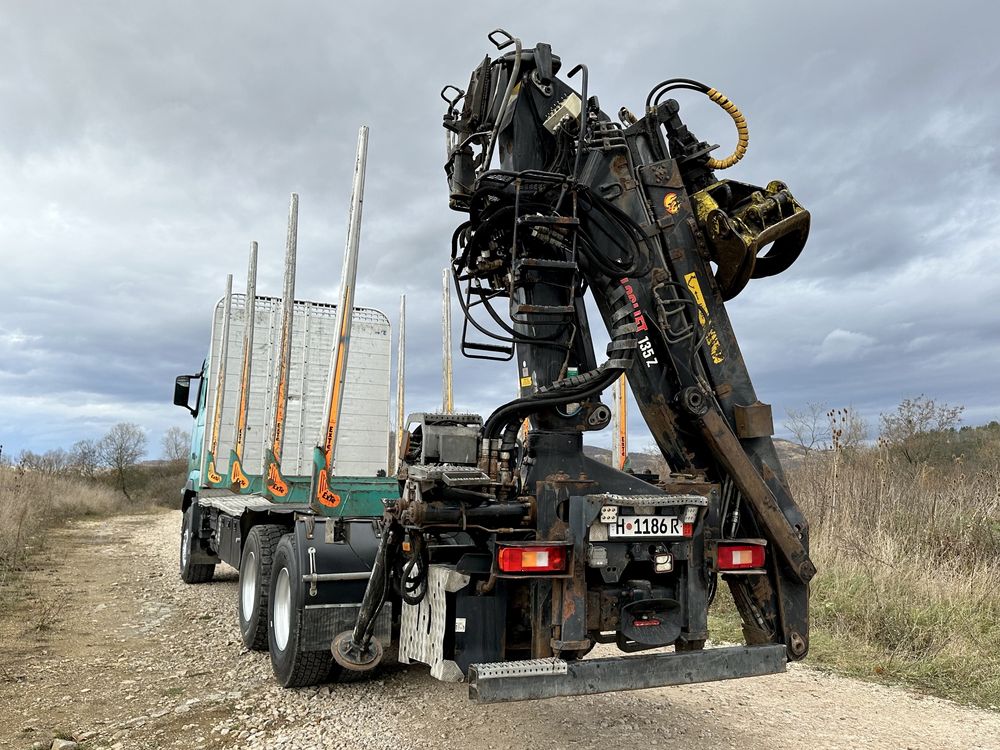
[2, 510, 999, 750]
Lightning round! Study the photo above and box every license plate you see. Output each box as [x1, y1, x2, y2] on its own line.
[609, 515, 682, 538]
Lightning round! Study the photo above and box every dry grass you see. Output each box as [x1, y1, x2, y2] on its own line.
[0, 462, 186, 640]
[0, 466, 130, 587]
[713, 448, 1000, 707]
[4, 438, 998, 705]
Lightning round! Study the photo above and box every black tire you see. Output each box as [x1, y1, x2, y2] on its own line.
[180, 505, 215, 584]
[267, 533, 332, 688]
[238, 524, 285, 651]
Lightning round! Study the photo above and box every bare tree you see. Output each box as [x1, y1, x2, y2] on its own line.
[784, 402, 828, 452]
[16, 450, 41, 472]
[17, 448, 70, 474]
[161, 426, 191, 463]
[68, 439, 101, 478]
[879, 395, 964, 463]
[98, 423, 147, 500]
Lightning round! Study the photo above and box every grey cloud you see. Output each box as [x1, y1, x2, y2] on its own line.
[2, 1, 999, 457]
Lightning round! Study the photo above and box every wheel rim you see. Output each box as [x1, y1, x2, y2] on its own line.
[240, 551, 257, 621]
[273, 567, 291, 651]
[181, 522, 191, 569]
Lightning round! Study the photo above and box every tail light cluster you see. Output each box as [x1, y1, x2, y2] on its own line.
[497, 544, 569, 574]
[716, 542, 766, 571]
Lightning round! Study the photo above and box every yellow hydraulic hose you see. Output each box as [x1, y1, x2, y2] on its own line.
[705, 88, 749, 170]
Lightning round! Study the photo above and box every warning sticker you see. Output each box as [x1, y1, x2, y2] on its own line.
[683, 272, 725, 364]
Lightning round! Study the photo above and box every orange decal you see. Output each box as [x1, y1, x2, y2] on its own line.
[230, 459, 249, 490]
[315, 471, 342, 508]
[267, 462, 288, 497]
[663, 192, 680, 215]
[207, 460, 222, 484]
[272, 377, 288, 455]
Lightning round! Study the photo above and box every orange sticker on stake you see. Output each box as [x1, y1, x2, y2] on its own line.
[267, 462, 288, 497]
[316, 471, 342, 508]
[663, 193, 680, 215]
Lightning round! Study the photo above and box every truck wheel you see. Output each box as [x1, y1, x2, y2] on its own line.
[268, 533, 332, 688]
[238, 524, 285, 651]
[180, 505, 215, 584]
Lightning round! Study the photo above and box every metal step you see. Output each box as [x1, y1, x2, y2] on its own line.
[462, 340, 514, 354]
[197, 491, 278, 515]
[516, 215, 580, 228]
[468, 644, 787, 703]
[513, 257, 579, 271]
[511, 303, 576, 316]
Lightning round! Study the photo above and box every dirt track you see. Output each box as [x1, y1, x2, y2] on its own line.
[2, 510, 999, 750]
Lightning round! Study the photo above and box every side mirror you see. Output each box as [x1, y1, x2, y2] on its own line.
[174, 375, 199, 416]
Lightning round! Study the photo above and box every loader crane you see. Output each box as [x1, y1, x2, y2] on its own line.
[328, 29, 814, 702]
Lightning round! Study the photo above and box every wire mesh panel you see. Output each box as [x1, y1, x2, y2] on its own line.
[202, 295, 391, 478]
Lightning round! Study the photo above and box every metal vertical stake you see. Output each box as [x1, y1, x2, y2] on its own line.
[229, 241, 258, 490]
[442, 268, 454, 412]
[613, 374, 628, 471]
[316, 125, 369, 491]
[395, 293, 406, 473]
[264, 193, 298, 498]
[206, 273, 233, 485]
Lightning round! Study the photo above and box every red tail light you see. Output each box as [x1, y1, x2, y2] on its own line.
[717, 543, 766, 571]
[497, 545, 568, 573]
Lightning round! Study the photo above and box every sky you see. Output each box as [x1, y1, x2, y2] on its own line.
[2, 1, 999, 459]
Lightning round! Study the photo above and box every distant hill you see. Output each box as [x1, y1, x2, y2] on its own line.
[773, 438, 809, 467]
[582, 445, 660, 473]
[584, 438, 809, 474]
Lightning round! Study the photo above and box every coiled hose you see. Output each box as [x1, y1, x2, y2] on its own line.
[645, 78, 749, 170]
[704, 88, 748, 170]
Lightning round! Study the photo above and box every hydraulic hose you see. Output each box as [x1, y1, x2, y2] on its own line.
[646, 78, 749, 170]
[486, 364, 623, 444]
[704, 88, 748, 170]
[483, 287, 637, 442]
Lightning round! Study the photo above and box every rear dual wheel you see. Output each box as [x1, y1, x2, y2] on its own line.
[238, 524, 285, 651]
[267, 533, 335, 687]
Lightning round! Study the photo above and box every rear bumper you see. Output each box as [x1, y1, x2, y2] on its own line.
[468, 644, 787, 703]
